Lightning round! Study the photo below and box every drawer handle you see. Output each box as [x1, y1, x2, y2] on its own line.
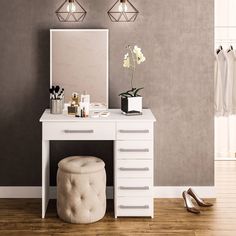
[119, 130, 149, 134]
[119, 205, 149, 209]
[119, 167, 149, 171]
[64, 130, 94, 134]
[119, 148, 149, 153]
[119, 186, 149, 190]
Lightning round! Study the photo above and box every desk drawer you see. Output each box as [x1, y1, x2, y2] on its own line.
[43, 122, 115, 140]
[116, 141, 153, 160]
[116, 122, 153, 140]
[116, 160, 153, 178]
[116, 178, 153, 197]
[116, 197, 153, 217]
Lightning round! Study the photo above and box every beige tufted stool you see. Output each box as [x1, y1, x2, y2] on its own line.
[57, 156, 106, 224]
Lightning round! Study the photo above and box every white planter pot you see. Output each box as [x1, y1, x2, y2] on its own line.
[121, 97, 143, 114]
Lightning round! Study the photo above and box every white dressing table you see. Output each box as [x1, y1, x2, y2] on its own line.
[40, 109, 156, 218]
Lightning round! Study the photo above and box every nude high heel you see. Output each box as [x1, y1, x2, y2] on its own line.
[182, 191, 200, 214]
[187, 188, 213, 207]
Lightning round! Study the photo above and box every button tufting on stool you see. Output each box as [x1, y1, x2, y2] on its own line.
[57, 156, 106, 224]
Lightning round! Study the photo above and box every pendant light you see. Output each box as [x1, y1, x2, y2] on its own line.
[55, 0, 87, 22]
[108, 0, 139, 22]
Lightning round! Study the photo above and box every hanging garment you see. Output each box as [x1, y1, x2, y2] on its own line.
[232, 50, 236, 114]
[224, 50, 235, 115]
[215, 50, 227, 116]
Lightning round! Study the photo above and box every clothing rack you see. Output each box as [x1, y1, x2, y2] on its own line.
[215, 40, 236, 43]
[215, 26, 236, 28]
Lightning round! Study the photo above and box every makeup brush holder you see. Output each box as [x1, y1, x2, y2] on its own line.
[50, 99, 63, 114]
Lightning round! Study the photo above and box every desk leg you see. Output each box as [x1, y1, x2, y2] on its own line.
[114, 141, 117, 218]
[42, 140, 50, 218]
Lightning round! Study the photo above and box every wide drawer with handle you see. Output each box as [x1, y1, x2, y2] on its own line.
[116, 197, 153, 217]
[116, 122, 153, 140]
[116, 160, 153, 178]
[116, 141, 153, 159]
[116, 178, 153, 197]
[42, 122, 116, 140]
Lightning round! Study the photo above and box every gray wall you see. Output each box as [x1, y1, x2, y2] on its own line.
[0, 0, 214, 187]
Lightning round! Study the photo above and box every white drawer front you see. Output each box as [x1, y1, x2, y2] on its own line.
[116, 141, 153, 159]
[116, 122, 153, 140]
[117, 160, 153, 178]
[116, 197, 153, 217]
[43, 122, 115, 140]
[116, 178, 153, 197]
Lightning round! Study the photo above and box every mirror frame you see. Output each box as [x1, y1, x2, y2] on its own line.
[50, 29, 109, 108]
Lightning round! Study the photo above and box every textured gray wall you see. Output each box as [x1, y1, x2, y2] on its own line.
[0, 0, 214, 186]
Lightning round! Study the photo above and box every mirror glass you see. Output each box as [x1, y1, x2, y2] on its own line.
[50, 29, 108, 108]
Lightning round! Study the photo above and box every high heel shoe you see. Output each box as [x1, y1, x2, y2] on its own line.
[187, 188, 213, 207]
[182, 191, 200, 214]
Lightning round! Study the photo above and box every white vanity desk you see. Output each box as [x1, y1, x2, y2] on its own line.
[40, 109, 156, 218]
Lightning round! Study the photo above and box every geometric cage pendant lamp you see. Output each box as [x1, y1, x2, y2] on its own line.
[108, 0, 139, 22]
[55, 0, 87, 22]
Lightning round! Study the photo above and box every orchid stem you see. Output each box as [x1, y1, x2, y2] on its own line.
[128, 45, 136, 90]
[131, 68, 134, 90]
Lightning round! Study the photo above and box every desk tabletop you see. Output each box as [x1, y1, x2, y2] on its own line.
[40, 109, 156, 122]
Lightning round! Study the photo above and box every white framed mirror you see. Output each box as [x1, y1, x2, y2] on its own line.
[50, 29, 109, 109]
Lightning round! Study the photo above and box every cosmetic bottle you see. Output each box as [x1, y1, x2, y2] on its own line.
[81, 91, 90, 104]
[80, 91, 90, 117]
[68, 101, 78, 115]
[72, 92, 79, 105]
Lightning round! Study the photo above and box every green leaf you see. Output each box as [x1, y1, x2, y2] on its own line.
[134, 87, 144, 97]
[119, 91, 133, 97]
[119, 88, 140, 97]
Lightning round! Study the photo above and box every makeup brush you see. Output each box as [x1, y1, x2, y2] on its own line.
[55, 86, 60, 99]
[49, 88, 55, 99]
[55, 85, 60, 93]
[58, 88, 64, 99]
[51, 86, 56, 99]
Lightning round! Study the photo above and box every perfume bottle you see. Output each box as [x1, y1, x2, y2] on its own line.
[67, 101, 78, 115]
[71, 92, 79, 105]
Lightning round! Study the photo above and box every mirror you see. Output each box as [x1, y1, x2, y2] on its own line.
[50, 29, 109, 108]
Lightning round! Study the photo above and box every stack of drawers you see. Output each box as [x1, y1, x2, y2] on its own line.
[114, 122, 154, 218]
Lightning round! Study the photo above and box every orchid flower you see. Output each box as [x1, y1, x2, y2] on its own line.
[120, 45, 146, 97]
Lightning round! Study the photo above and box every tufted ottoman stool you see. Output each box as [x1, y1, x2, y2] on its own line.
[57, 156, 106, 224]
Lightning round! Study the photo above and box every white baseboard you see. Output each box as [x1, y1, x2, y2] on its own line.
[0, 186, 216, 199]
[0, 187, 41, 198]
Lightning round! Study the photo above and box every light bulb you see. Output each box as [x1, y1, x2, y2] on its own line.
[118, 2, 128, 12]
[67, 1, 76, 13]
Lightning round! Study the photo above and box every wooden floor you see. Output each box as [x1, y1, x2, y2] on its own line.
[0, 161, 236, 236]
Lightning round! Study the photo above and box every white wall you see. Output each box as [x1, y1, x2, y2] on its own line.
[215, 0, 236, 46]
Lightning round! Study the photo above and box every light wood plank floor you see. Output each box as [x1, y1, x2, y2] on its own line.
[0, 161, 235, 236]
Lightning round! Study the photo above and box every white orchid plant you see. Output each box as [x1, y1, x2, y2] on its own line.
[119, 45, 146, 98]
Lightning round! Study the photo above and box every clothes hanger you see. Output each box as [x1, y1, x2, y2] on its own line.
[216, 45, 223, 54]
[227, 45, 233, 53]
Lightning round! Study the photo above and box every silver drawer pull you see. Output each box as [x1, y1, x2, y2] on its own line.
[119, 205, 149, 209]
[119, 167, 149, 171]
[119, 148, 149, 153]
[64, 130, 94, 134]
[119, 186, 149, 190]
[119, 130, 149, 134]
